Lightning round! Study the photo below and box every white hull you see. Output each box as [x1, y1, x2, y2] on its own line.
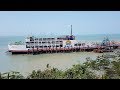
[8, 44, 28, 52]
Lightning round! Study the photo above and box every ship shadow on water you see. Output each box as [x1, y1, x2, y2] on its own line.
[5, 51, 28, 56]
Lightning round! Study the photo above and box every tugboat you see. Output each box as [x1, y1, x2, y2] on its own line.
[93, 37, 116, 53]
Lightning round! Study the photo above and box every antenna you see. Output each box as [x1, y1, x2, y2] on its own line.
[71, 25, 72, 36]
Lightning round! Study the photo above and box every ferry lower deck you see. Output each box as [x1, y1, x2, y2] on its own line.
[9, 45, 119, 54]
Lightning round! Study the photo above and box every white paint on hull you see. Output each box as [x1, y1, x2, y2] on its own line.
[8, 44, 28, 51]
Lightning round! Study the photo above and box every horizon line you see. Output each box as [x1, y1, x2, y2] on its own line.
[0, 33, 120, 37]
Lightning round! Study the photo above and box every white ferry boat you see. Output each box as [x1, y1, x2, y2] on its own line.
[8, 25, 97, 54]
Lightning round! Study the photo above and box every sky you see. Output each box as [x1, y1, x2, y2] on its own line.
[0, 11, 120, 36]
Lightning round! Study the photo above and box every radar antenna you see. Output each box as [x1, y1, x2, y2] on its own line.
[71, 25, 72, 36]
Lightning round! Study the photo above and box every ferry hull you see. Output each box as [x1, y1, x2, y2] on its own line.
[8, 44, 29, 54]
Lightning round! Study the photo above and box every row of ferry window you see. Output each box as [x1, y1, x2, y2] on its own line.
[74, 43, 85, 46]
[34, 38, 55, 40]
[30, 38, 55, 41]
[29, 38, 69, 41]
[34, 38, 66, 40]
[26, 41, 63, 44]
[26, 45, 63, 48]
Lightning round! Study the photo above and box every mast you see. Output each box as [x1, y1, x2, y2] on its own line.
[71, 25, 72, 36]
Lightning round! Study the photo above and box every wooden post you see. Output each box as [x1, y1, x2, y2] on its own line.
[56, 46, 57, 53]
[37, 47, 38, 54]
[46, 47, 47, 53]
[32, 47, 34, 55]
[27, 49, 29, 54]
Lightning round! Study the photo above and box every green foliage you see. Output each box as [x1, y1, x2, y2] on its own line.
[102, 51, 120, 79]
[59, 64, 96, 79]
[114, 51, 120, 57]
[83, 57, 97, 70]
[0, 71, 24, 79]
[27, 68, 64, 79]
[84, 54, 111, 71]
[104, 60, 120, 79]
[96, 55, 110, 70]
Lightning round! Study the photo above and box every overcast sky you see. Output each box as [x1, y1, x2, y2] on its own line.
[0, 11, 120, 36]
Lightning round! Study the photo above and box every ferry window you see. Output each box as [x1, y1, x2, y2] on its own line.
[30, 37, 34, 41]
[35, 46, 38, 48]
[78, 44, 81, 46]
[44, 46, 47, 48]
[42, 42, 45, 44]
[39, 46, 43, 48]
[43, 38, 46, 40]
[39, 38, 42, 41]
[52, 41, 55, 44]
[56, 45, 59, 47]
[74, 44, 77, 46]
[35, 38, 38, 40]
[60, 45, 63, 47]
[26, 45, 30, 48]
[82, 43, 85, 46]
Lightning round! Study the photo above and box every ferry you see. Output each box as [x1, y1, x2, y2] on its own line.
[8, 25, 119, 54]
